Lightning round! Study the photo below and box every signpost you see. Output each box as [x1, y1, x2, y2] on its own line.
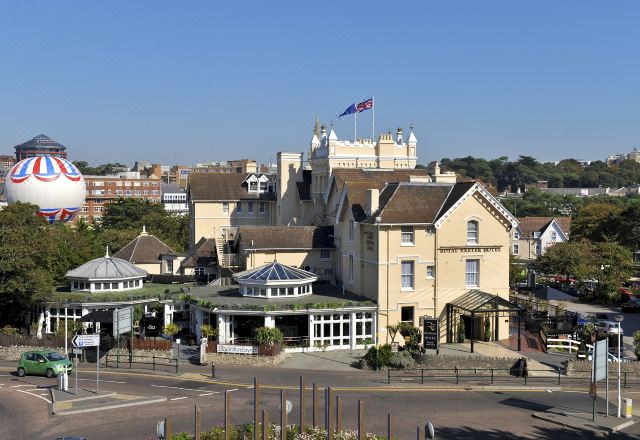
[217, 344, 258, 355]
[113, 307, 133, 337]
[72, 348, 82, 395]
[423, 318, 440, 354]
[72, 334, 100, 394]
[591, 339, 608, 420]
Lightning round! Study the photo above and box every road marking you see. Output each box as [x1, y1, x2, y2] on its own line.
[151, 384, 212, 392]
[17, 389, 51, 403]
[10, 385, 34, 388]
[227, 388, 238, 392]
[77, 378, 126, 384]
[170, 397, 188, 401]
[198, 392, 217, 396]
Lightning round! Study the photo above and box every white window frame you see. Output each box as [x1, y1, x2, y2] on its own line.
[513, 244, 519, 255]
[465, 259, 479, 288]
[401, 226, 415, 246]
[426, 265, 435, 279]
[222, 202, 229, 214]
[467, 221, 479, 245]
[401, 260, 415, 290]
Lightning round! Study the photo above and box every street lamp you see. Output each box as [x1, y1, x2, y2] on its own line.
[614, 314, 624, 417]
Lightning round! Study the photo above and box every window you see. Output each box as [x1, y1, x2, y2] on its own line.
[259, 202, 265, 213]
[401, 261, 414, 289]
[465, 259, 479, 288]
[259, 181, 268, 191]
[222, 202, 229, 214]
[426, 266, 435, 279]
[248, 202, 254, 213]
[467, 221, 478, 245]
[237, 202, 242, 213]
[167, 259, 174, 273]
[195, 267, 205, 277]
[81, 206, 89, 212]
[401, 306, 415, 324]
[536, 243, 542, 255]
[349, 254, 354, 282]
[401, 226, 414, 245]
[513, 244, 519, 255]
[320, 249, 330, 260]
[94, 206, 103, 212]
[249, 181, 258, 191]
[550, 231, 557, 242]
[514, 231, 520, 240]
[349, 219, 355, 241]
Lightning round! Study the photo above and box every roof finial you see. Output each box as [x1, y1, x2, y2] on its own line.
[105, 246, 110, 258]
[141, 225, 147, 235]
[313, 113, 321, 137]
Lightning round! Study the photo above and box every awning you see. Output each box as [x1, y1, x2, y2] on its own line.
[448, 290, 523, 315]
[79, 310, 114, 323]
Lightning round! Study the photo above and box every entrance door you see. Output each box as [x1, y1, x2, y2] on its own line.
[462, 315, 482, 340]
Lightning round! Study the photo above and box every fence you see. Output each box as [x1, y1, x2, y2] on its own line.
[385, 367, 640, 388]
[104, 353, 179, 373]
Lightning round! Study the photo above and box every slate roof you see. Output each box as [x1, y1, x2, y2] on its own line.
[360, 182, 456, 223]
[238, 226, 334, 249]
[113, 232, 176, 264]
[517, 216, 572, 237]
[180, 237, 216, 268]
[188, 173, 276, 201]
[14, 134, 66, 150]
[233, 261, 317, 283]
[66, 256, 147, 280]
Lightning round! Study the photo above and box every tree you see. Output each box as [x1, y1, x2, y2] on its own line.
[0, 203, 57, 325]
[572, 203, 623, 242]
[255, 327, 283, 346]
[534, 240, 594, 282]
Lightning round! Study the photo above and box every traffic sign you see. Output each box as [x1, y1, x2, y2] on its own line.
[72, 348, 83, 355]
[72, 334, 100, 348]
[113, 307, 133, 337]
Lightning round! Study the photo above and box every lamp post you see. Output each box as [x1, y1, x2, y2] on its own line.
[614, 314, 624, 417]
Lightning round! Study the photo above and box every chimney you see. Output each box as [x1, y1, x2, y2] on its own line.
[366, 188, 380, 216]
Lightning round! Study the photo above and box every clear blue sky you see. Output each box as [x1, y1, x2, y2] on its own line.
[1, 1, 638, 166]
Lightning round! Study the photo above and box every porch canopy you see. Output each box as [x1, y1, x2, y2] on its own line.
[79, 310, 114, 323]
[446, 290, 524, 353]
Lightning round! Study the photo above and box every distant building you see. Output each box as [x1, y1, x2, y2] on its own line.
[14, 134, 67, 161]
[0, 155, 15, 181]
[161, 183, 188, 215]
[113, 226, 183, 275]
[80, 173, 162, 223]
[512, 216, 571, 260]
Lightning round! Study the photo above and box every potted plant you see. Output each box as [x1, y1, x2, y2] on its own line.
[457, 319, 465, 343]
[255, 327, 283, 356]
[200, 324, 219, 353]
[163, 322, 182, 341]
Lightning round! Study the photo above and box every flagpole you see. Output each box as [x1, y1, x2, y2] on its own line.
[372, 95, 375, 142]
[355, 109, 357, 142]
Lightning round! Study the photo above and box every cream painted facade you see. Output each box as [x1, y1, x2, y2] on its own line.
[240, 248, 335, 283]
[334, 184, 515, 344]
[189, 200, 275, 244]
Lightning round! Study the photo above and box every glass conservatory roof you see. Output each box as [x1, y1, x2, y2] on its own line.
[233, 261, 317, 283]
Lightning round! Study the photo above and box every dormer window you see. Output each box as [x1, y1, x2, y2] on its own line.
[249, 181, 258, 191]
[244, 173, 271, 194]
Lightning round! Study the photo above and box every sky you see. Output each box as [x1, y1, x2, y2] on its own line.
[1, 1, 639, 167]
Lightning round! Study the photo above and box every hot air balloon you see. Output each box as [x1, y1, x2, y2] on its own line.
[4, 155, 86, 223]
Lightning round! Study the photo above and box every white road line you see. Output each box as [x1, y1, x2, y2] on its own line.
[198, 392, 217, 396]
[151, 384, 211, 392]
[226, 388, 238, 392]
[77, 378, 126, 384]
[10, 385, 34, 388]
[170, 397, 188, 401]
[17, 389, 51, 403]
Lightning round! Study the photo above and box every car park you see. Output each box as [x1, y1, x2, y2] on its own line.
[621, 298, 640, 313]
[17, 350, 72, 378]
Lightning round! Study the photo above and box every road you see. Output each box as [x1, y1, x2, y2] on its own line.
[1, 369, 639, 439]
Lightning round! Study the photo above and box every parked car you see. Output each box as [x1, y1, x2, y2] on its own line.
[621, 298, 640, 313]
[17, 350, 72, 378]
[619, 287, 635, 301]
[594, 320, 623, 336]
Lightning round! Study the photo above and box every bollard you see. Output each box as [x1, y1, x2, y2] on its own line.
[557, 369, 561, 386]
[388, 368, 391, 384]
[212, 362, 216, 378]
[153, 355, 156, 371]
[357, 400, 364, 440]
[491, 368, 494, 384]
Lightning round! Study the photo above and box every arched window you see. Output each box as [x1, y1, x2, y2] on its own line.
[467, 220, 479, 245]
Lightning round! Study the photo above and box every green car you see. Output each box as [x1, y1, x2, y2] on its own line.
[17, 350, 72, 378]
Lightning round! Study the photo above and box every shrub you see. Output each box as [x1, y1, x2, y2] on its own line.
[255, 327, 283, 346]
[484, 319, 491, 342]
[388, 351, 415, 369]
[0, 325, 18, 336]
[634, 330, 640, 361]
[164, 322, 182, 339]
[200, 324, 218, 339]
[363, 344, 392, 370]
[457, 319, 466, 343]
[398, 323, 422, 351]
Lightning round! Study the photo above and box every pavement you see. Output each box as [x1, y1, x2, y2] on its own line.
[533, 409, 636, 436]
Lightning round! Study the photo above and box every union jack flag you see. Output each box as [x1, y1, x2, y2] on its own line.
[356, 98, 373, 113]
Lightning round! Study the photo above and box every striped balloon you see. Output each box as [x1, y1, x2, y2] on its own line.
[4, 155, 86, 223]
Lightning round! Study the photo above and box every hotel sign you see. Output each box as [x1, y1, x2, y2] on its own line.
[438, 245, 502, 254]
[423, 318, 439, 351]
[217, 344, 258, 355]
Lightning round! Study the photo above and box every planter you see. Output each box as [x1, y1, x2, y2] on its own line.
[258, 343, 282, 357]
[206, 340, 218, 353]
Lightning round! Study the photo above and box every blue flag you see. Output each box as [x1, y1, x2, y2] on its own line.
[339, 103, 356, 118]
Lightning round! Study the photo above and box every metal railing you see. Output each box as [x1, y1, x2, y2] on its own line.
[385, 367, 640, 388]
[104, 353, 179, 374]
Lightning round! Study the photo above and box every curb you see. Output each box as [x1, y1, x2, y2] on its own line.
[54, 396, 167, 416]
[532, 412, 637, 436]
